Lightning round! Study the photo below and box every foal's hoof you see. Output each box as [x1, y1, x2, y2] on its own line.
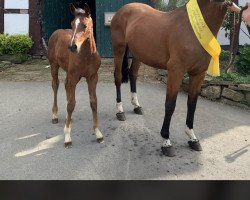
[134, 107, 143, 115]
[188, 140, 202, 151]
[52, 118, 58, 124]
[116, 112, 126, 121]
[64, 142, 72, 149]
[97, 137, 104, 144]
[161, 146, 175, 157]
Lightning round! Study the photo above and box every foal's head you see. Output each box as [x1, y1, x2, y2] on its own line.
[68, 3, 93, 53]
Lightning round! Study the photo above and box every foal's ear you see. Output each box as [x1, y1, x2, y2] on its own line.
[84, 3, 91, 16]
[69, 3, 76, 15]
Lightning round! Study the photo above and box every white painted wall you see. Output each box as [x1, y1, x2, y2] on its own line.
[4, 0, 29, 9]
[4, 14, 29, 35]
[218, 0, 250, 45]
[4, 0, 29, 35]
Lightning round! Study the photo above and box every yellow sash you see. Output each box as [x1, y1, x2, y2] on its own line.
[187, 0, 221, 76]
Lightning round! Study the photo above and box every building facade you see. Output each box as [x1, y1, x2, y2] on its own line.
[0, 0, 151, 56]
[0, 0, 249, 57]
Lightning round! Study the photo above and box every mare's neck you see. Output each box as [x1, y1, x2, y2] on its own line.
[197, 0, 227, 36]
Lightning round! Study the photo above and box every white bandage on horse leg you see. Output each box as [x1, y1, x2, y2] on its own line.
[162, 139, 172, 147]
[131, 93, 140, 108]
[64, 124, 72, 143]
[95, 128, 103, 140]
[185, 126, 198, 142]
[116, 102, 124, 113]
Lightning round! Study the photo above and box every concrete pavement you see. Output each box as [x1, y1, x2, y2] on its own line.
[0, 81, 249, 179]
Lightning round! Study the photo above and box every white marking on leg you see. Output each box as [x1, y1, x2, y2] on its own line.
[131, 93, 140, 108]
[185, 126, 198, 142]
[52, 113, 58, 120]
[95, 128, 104, 142]
[162, 139, 172, 147]
[64, 124, 72, 144]
[116, 102, 124, 113]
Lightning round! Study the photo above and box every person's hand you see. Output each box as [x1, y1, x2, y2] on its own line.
[242, 3, 250, 27]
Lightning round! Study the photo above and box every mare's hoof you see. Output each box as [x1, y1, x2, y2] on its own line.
[188, 140, 202, 151]
[134, 107, 143, 115]
[64, 142, 72, 149]
[52, 118, 58, 124]
[116, 112, 126, 121]
[161, 146, 175, 157]
[97, 137, 104, 144]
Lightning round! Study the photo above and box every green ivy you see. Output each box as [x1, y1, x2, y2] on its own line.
[220, 50, 230, 61]
[0, 34, 33, 55]
[153, 0, 187, 11]
[235, 44, 250, 75]
[214, 72, 250, 84]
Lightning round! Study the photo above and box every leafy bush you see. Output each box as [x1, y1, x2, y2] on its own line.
[0, 34, 33, 55]
[4, 34, 33, 55]
[220, 50, 230, 61]
[235, 44, 250, 75]
[0, 34, 7, 56]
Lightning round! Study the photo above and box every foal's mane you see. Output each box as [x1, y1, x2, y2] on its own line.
[74, 8, 86, 16]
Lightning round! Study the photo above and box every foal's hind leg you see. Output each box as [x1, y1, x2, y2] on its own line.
[64, 74, 78, 148]
[129, 58, 143, 115]
[87, 74, 104, 143]
[114, 44, 127, 121]
[51, 65, 59, 124]
[161, 64, 184, 157]
[185, 72, 205, 151]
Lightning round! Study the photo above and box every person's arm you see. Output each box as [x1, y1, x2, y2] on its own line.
[242, 3, 250, 27]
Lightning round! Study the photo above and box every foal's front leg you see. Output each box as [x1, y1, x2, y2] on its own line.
[87, 74, 104, 143]
[64, 73, 78, 148]
[51, 65, 59, 124]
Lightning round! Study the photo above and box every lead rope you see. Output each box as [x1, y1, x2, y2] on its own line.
[225, 4, 249, 73]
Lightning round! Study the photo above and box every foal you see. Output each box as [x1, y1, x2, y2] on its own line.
[48, 4, 103, 147]
[111, 0, 240, 156]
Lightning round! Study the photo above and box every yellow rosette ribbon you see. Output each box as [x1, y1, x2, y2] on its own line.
[187, 0, 221, 76]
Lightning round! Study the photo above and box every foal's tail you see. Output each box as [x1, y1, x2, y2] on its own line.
[122, 45, 129, 83]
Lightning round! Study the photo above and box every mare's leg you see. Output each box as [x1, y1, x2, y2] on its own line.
[161, 65, 184, 157]
[185, 72, 205, 151]
[87, 74, 104, 143]
[129, 57, 143, 115]
[51, 64, 59, 124]
[64, 73, 78, 148]
[114, 44, 127, 121]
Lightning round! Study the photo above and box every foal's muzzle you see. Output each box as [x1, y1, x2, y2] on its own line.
[68, 43, 77, 52]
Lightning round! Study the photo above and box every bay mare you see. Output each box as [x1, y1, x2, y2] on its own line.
[111, 0, 239, 156]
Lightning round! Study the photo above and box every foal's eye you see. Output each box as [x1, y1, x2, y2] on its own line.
[82, 24, 87, 29]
